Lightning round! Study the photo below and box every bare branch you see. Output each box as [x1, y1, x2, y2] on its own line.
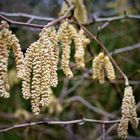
[0, 4, 74, 28]
[110, 43, 140, 55]
[0, 12, 54, 21]
[0, 117, 140, 133]
[85, 13, 140, 25]
[1, 11, 140, 28]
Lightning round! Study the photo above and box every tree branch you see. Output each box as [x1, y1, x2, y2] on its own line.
[85, 13, 140, 25]
[1, 10, 140, 27]
[0, 12, 54, 22]
[0, 4, 74, 28]
[110, 43, 140, 55]
[1, 117, 140, 133]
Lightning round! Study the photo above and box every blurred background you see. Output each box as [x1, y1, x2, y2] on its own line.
[0, 0, 140, 139]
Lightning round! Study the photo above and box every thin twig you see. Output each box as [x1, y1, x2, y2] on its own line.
[102, 124, 105, 140]
[60, 78, 85, 102]
[97, 124, 118, 140]
[85, 13, 140, 25]
[0, 14, 45, 28]
[1, 11, 140, 26]
[110, 43, 140, 55]
[0, 12, 54, 21]
[0, 117, 140, 133]
[66, 96, 115, 118]
[96, 14, 140, 21]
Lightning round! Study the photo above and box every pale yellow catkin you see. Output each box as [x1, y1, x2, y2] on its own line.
[104, 56, 115, 80]
[118, 117, 129, 140]
[0, 41, 9, 98]
[92, 56, 98, 79]
[40, 27, 58, 87]
[118, 86, 138, 139]
[11, 36, 24, 79]
[0, 28, 9, 98]
[128, 87, 138, 129]
[69, 24, 85, 69]
[38, 32, 57, 109]
[31, 45, 42, 115]
[79, 29, 90, 48]
[96, 52, 105, 84]
[92, 52, 115, 83]
[23, 26, 58, 115]
[22, 42, 36, 100]
[57, 21, 73, 78]
[23, 40, 51, 114]
[39, 39, 53, 107]
[74, 0, 88, 24]
[118, 86, 131, 139]
[0, 21, 24, 79]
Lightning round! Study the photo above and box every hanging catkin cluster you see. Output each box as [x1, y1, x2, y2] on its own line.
[0, 21, 24, 98]
[92, 52, 115, 83]
[57, 21, 90, 78]
[22, 26, 58, 115]
[118, 86, 138, 139]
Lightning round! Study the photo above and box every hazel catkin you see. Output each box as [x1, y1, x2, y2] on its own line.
[118, 86, 138, 139]
[57, 21, 73, 78]
[0, 42, 9, 98]
[79, 29, 90, 47]
[39, 39, 53, 107]
[22, 26, 59, 115]
[128, 87, 138, 129]
[22, 42, 36, 100]
[40, 26, 59, 87]
[31, 45, 42, 115]
[69, 24, 85, 69]
[92, 52, 115, 83]
[104, 56, 115, 80]
[0, 21, 24, 79]
[57, 21, 90, 78]
[96, 52, 105, 84]
[92, 52, 105, 84]
[0, 21, 24, 97]
[118, 86, 131, 139]
[92, 56, 98, 79]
